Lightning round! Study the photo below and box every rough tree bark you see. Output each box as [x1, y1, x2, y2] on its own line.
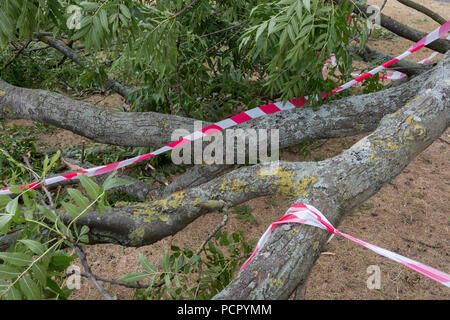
[213, 52, 449, 299]
[49, 52, 448, 252]
[0, 33, 448, 300]
[349, 2, 450, 53]
[0, 57, 429, 149]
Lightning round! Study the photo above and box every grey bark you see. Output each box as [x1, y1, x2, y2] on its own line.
[350, 2, 450, 53]
[0, 58, 430, 171]
[348, 45, 434, 77]
[396, 0, 447, 25]
[213, 52, 450, 300]
[38, 36, 132, 99]
[162, 64, 437, 195]
[61, 53, 449, 251]
[0, 79, 203, 148]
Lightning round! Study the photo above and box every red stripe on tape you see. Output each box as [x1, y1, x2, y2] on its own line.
[134, 153, 155, 162]
[258, 104, 281, 114]
[167, 138, 191, 148]
[94, 161, 121, 175]
[61, 171, 88, 179]
[382, 58, 399, 68]
[230, 112, 253, 124]
[354, 72, 372, 82]
[201, 124, 223, 134]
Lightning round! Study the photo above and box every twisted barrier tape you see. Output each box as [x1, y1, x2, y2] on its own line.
[240, 204, 450, 288]
[1, 20, 449, 196]
[349, 34, 450, 80]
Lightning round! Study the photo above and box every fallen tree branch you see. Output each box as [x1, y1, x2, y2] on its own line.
[73, 245, 113, 300]
[0, 79, 204, 148]
[396, 0, 447, 25]
[38, 35, 132, 99]
[213, 52, 450, 300]
[0, 40, 31, 72]
[56, 52, 449, 248]
[348, 45, 433, 77]
[349, 1, 450, 53]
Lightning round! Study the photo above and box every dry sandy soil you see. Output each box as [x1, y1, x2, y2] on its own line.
[3, 0, 450, 300]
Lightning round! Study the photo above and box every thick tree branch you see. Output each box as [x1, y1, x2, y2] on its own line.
[161, 64, 439, 195]
[58, 53, 450, 248]
[348, 45, 433, 77]
[396, 0, 447, 25]
[213, 52, 450, 300]
[0, 79, 204, 148]
[349, 2, 450, 53]
[0, 59, 424, 150]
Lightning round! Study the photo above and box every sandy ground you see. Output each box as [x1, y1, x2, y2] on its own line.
[3, 0, 449, 300]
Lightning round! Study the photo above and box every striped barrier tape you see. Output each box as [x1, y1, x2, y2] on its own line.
[349, 34, 450, 80]
[1, 20, 449, 196]
[240, 203, 450, 288]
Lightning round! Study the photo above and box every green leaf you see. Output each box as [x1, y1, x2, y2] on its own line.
[138, 253, 155, 274]
[119, 4, 131, 19]
[61, 201, 80, 218]
[161, 250, 169, 272]
[4, 286, 22, 300]
[19, 239, 46, 255]
[7, 185, 22, 195]
[19, 275, 41, 300]
[32, 261, 48, 287]
[67, 188, 90, 211]
[37, 205, 57, 223]
[103, 176, 133, 191]
[99, 10, 109, 33]
[78, 174, 101, 200]
[255, 21, 267, 43]
[49, 252, 74, 271]
[117, 272, 148, 283]
[302, 0, 311, 12]
[46, 277, 69, 299]
[0, 252, 32, 267]
[81, 2, 98, 11]
[6, 198, 18, 215]
[0, 195, 11, 208]
[0, 264, 21, 279]
[0, 214, 13, 232]
[164, 274, 171, 287]
[70, 25, 90, 41]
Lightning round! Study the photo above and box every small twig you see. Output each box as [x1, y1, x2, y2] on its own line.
[74, 245, 113, 300]
[24, 45, 51, 53]
[195, 205, 229, 256]
[22, 156, 54, 209]
[71, 270, 149, 289]
[146, 164, 168, 186]
[380, 0, 388, 13]
[173, 0, 200, 19]
[0, 40, 31, 72]
[438, 137, 450, 145]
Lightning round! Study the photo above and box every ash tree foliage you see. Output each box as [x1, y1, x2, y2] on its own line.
[0, 0, 369, 116]
[0, 0, 390, 300]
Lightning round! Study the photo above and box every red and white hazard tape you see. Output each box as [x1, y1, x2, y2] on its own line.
[349, 34, 450, 80]
[240, 204, 450, 288]
[2, 21, 449, 196]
